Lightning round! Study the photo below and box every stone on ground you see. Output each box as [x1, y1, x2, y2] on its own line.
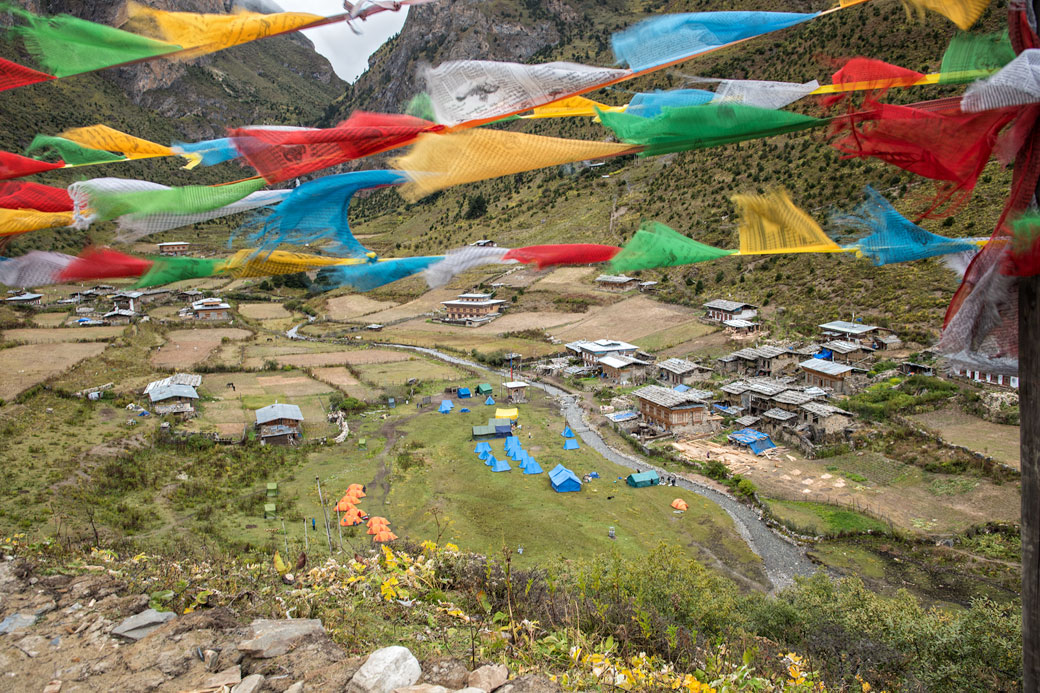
[495, 674, 562, 693]
[237, 618, 325, 658]
[347, 646, 421, 693]
[466, 664, 509, 692]
[110, 608, 175, 641]
[232, 673, 265, 693]
[203, 665, 242, 689]
[0, 613, 35, 634]
[393, 685, 450, 693]
[420, 658, 468, 689]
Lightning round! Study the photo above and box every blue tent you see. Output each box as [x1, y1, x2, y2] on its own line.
[489, 457, 512, 472]
[523, 458, 544, 475]
[474, 442, 490, 454]
[438, 400, 453, 414]
[549, 464, 581, 492]
[562, 426, 575, 438]
[484, 454, 496, 467]
[460, 408, 470, 413]
[478, 449, 490, 461]
[485, 396, 495, 406]
[563, 438, 580, 451]
[458, 387, 471, 398]
[517, 452, 529, 469]
[673, 384, 690, 392]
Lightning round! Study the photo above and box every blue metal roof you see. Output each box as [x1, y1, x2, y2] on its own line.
[255, 403, 304, 424]
[148, 384, 199, 402]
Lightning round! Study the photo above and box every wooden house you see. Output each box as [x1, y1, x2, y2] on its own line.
[631, 385, 716, 434]
[703, 299, 757, 323]
[256, 403, 304, 445]
[657, 357, 712, 385]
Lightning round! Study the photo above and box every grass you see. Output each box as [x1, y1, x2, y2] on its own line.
[765, 499, 889, 536]
[912, 407, 1020, 469]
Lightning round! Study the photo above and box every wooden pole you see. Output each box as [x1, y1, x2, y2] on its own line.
[1021, 275, 1039, 690]
[315, 476, 334, 554]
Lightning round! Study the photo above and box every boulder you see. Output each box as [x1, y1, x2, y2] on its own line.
[285, 684, 304, 693]
[420, 658, 468, 689]
[466, 664, 509, 692]
[393, 686, 450, 693]
[14, 634, 47, 658]
[232, 674, 266, 693]
[203, 665, 242, 689]
[347, 646, 421, 693]
[237, 619, 325, 658]
[110, 608, 175, 642]
[495, 674, 562, 693]
[0, 613, 35, 634]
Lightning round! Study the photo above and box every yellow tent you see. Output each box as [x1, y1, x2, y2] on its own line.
[495, 407, 519, 421]
[671, 498, 689, 511]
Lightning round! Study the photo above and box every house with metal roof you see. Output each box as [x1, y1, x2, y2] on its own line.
[657, 357, 712, 385]
[5, 292, 42, 305]
[598, 355, 650, 383]
[440, 292, 507, 325]
[566, 339, 640, 367]
[255, 403, 304, 445]
[723, 318, 760, 334]
[144, 373, 202, 395]
[799, 401, 855, 437]
[703, 299, 757, 323]
[821, 340, 875, 363]
[799, 359, 864, 394]
[190, 298, 231, 321]
[594, 274, 638, 291]
[716, 345, 796, 376]
[148, 384, 199, 404]
[631, 385, 716, 434]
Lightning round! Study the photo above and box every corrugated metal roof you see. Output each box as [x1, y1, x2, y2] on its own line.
[596, 274, 635, 283]
[823, 340, 865, 354]
[819, 320, 877, 335]
[703, 299, 755, 311]
[763, 407, 797, 421]
[771, 390, 815, 405]
[144, 373, 202, 394]
[801, 401, 853, 417]
[799, 359, 854, 376]
[723, 319, 758, 328]
[734, 415, 761, 427]
[255, 403, 304, 424]
[658, 357, 702, 374]
[721, 381, 751, 395]
[148, 384, 199, 402]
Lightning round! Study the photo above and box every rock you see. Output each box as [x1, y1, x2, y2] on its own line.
[455, 688, 486, 693]
[0, 613, 35, 634]
[420, 658, 468, 689]
[232, 674, 266, 693]
[347, 646, 421, 693]
[494, 674, 562, 693]
[238, 619, 325, 658]
[285, 684, 304, 693]
[14, 634, 47, 658]
[110, 608, 175, 642]
[204, 665, 242, 689]
[42, 680, 62, 693]
[393, 686, 450, 693]
[466, 664, 509, 692]
[204, 648, 220, 672]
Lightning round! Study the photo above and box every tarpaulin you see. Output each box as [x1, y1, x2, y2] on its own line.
[25, 135, 126, 165]
[314, 256, 443, 292]
[598, 102, 826, 156]
[0, 151, 64, 180]
[115, 189, 290, 242]
[72, 177, 266, 226]
[230, 112, 439, 183]
[422, 246, 515, 287]
[903, 0, 990, 30]
[4, 4, 181, 77]
[125, 2, 323, 59]
[246, 170, 406, 255]
[134, 256, 225, 288]
[58, 124, 174, 160]
[503, 244, 621, 269]
[221, 249, 362, 278]
[423, 60, 628, 125]
[611, 11, 819, 72]
[611, 221, 735, 272]
[0, 208, 73, 236]
[0, 181, 72, 212]
[393, 129, 634, 201]
[940, 29, 1015, 83]
[58, 247, 153, 282]
[833, 186, 977, 265]
[732, 189, 842, 254]
[0, 57, 54, 92]
[962, 49, 1040, 112]
[0, 251, 74, 288]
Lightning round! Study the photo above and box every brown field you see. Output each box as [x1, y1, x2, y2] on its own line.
[31, 313, 68, 327]
[325, 295, 398, 320]
[310, 367, 380, 401]
[551, 296, 702, 342]
[912, 407, 1020, 469]
[151, 328, 252, 368]
[377, 312, 583, 336]
[3, 326, 126, 343]
[237, 303, 291, 319]
[490, 267, 544, 287]
[359, 288, 460, 323]
[247, 348, 413, 369]
[366, 326, 560, 358]
[530, 267, 594, 288]
[0, 342, 108, 400]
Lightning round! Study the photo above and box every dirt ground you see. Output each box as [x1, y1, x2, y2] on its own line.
[325, 295, 398, 320]
[353, 288, 459, 323]
[912, 407, 1020, 469]
[0, 342, 108, 400]
[490, 267, 544, 287]
[550, 295, 703, 342]
[237, 302, 291, 319]
[151, 328, 252, 368]
[3, 326, 126, 343]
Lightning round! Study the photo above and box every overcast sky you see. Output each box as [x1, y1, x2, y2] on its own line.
[275, 1, 409, 82]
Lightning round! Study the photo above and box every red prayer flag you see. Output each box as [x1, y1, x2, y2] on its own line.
[229, 112, 443, 183]
[0, 181, 73, 212]
[503, 244, 621, 269]
[823, 58, 925, 107]
[58, 247, 154, 282]
[0, 151, 65, 181]
[0, 57, 54, 93]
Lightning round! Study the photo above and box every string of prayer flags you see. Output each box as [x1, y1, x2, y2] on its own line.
[26, 135, 126, 166]
[939, 29, 1015, 83]
[114, 189, 290, 242]
[0, 182, 73, 213]
[171, 138, 241, 168]
[626, 89, 715, 118]
[58, 247, 153, 282]
[961, 50, 1040, 112]
[134, 256, 225, 288]
[833, 186, 978, 265]
[221, 249, 362, 279]
[710, 79, 820, 110]
[502, 244, 622, 269]
[124, 2, 324, 59]
[393, 129, 634, 201]
[57, 125, 175, 161]
[2, 3, 182, 77]
[0, 208, 74, 237]
[230, 112, 440, 183]
[902, 0, 991, 30]
[423, 61, 628, 126]
[524, 95, 625, 120]
[610, 221, 735, 272]
[0, 57, 54, 92]
[314, 256, 444, 293]
[0, 251, 74, 288]
[597, 102, 826, 157]
[422, 246, 515, 288]
[246, 170, 406, 256]
[733, 189, 842, 255]
[0, 151, 64, 181]
[611, 11, 819, 72]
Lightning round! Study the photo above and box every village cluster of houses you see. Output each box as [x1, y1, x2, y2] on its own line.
[4, 285, 232, 325]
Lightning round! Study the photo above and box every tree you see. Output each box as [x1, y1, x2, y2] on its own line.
[463, 194, 488, 220]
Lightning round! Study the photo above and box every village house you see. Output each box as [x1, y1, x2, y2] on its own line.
[947, 360, 1019, 389]
[188, 297, 231, 321]
[469, 239, 497, 247]
[439, 292, 507, 325]
[716, 345, 796, 376]
[157, 241, 190, 256]
[178, 290, 204, 302]
[703, 299, 758, 323]
[103, 308, 137, 325]
[873, 333, 903, 350]
[818, 320, 898, 349]
[597, 355, 650, 384]
[255, 402, 304, 446]
[595, 274, 638, 291]
[4, 292, 42, 305]
[566, 339, 640, 367]
[657, 357, 712, 385]
[723, 318, 760, 335]
[112, 291, 142, 312]
[820, 339, 874, 364]
[139, 288, 172, 304]
[799, 358, 865, 394]
[503, 381, 528, 403]
[631, 385, 717, 434]
[148, 383, 199, 416]
[638, 281, 658, 293]
[799, 401, 855, 440]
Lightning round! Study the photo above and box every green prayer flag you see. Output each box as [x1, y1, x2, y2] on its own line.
[26, 135, 126, 166]
[598, 103, 827, 157]
[134, 256, 225, 288]
[4, 4, 182, 77]
[611, 221, 735, 272]
[405, 93, 437, 123]
[939, 30, 1015, 84]
[90, 178, 267, 223]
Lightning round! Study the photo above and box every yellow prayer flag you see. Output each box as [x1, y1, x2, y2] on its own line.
[58, 124, 173, 160]
[901, 0, 990, 30]
[392, 129, 634, 202]
[221, 249, 364, 278]
[0, 209, 74, 237]
[732, 189, 842, 255]
[524, 95, 626, 120]
[125, 3, 324, 58]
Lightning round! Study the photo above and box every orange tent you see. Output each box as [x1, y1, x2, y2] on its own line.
[347, 483, 366, 498]
[335, 497, 357, 512]
[671, 498, 688, 511]
[366, 516, 389, 528]
[373, 529, 397, 543]
[340, 510, 363, 526]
